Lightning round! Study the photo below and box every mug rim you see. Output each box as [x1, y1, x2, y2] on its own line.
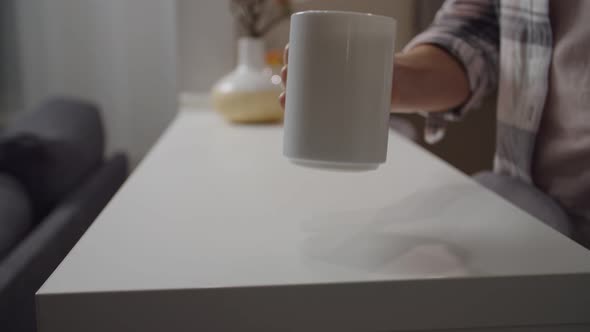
[292, 10, 396, 24]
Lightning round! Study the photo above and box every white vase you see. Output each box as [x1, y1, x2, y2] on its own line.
[212, 37, 283, 123]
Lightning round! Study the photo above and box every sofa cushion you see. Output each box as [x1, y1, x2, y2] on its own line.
[0, 173, 33, 260]
[0, 97, 105, 219]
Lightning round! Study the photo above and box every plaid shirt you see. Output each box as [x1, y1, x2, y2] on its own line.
[407, 0, 552, 183]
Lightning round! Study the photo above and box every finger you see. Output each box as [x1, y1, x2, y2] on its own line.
[283, 43, 289, 65]
[279, 91, 286, 109]
[281, 65, 287, 88]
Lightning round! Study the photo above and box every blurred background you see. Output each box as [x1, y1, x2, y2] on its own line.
[1, 0, 494, 172]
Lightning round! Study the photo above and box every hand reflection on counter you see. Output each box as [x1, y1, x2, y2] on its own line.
[300, 184, 484, 278]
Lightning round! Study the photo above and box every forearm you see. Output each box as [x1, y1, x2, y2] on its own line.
[391, 44, 470, 113]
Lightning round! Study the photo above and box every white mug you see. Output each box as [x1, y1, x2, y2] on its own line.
[283, 10, 396, 171]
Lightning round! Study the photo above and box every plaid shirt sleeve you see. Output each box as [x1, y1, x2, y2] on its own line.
[404, 0, 500, 142]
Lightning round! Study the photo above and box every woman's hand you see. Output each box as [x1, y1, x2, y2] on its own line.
[391, 45, 470, 113]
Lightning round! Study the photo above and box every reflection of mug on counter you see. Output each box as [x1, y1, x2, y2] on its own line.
[283, 11, 396, 171]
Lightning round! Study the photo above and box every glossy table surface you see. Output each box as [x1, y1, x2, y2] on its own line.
[37, 110, 590, 332]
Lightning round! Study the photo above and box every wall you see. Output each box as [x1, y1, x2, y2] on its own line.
[177, 0, 235, 95]
[0, 0, 22, 116]
[15, 0, 178, 165]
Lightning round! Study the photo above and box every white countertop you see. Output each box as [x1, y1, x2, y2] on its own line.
[37, 110, 590, 332]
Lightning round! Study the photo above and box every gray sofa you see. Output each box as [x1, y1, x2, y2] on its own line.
[0, 98, 128, 332]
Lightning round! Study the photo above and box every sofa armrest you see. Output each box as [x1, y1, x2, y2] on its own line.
[0, 97, 106, 217]
[3, 97, 104, 154]
[0, 153, 128, 332]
